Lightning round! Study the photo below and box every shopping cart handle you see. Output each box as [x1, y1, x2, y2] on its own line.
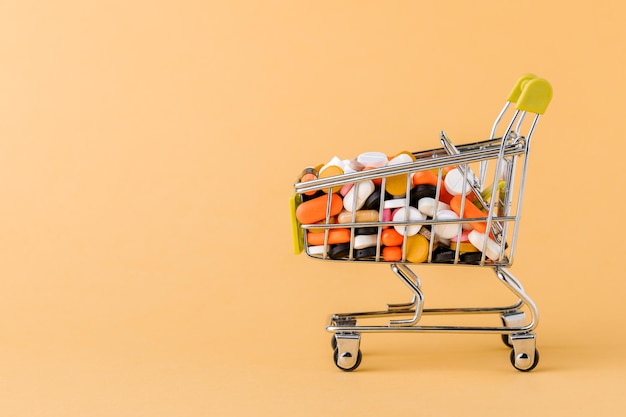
[516, 78, 553, 115]
[507, 73, 537, 103]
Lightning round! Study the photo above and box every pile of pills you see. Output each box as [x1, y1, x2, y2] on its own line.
[295, 151, 506, 264]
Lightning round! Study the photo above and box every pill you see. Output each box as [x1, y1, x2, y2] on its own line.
[417, 197, 450, 217]
[338, 209, 380, 224]
[382, 246, 402, 262]
[329, 243, 351, 259]
[433, 209, 461, 239]
[444, 168, 477, 196]
[392, 206, 424, 236]
[438, 183, 455, 204]
[296, 193, 343, 224]
[450, 196, 487, 233]
[450, 241, 480, 252]
[343, 180, 375, 212]
[418, 226, 432, 241]
[384, 198, 408, 209]
[405, 234, 429, 263]
[348, 158, 365, 172]
[460, 251, 484, 264]
[432, 248, 456, 263]
[450, 230, 470, 242]
[409, 184, 437, 207]
[318, 163, 344, 194]
[307, 245, 326, 255]
[382, 208, 392, 223]
[357, 151, 389, 168]
[354, 247, 377, 259]
[339, 183, 354, 197]
[467, 230, 501, 261]
[384, 152, 415, 196]
[362, 189, 382, 210]
[298, 167, 319, 196]
[306, 228, 351, 246]
[354, 234, 378, 249]
[412, 170, 439, 187]
[355, 227, 379, 235]
[381, 228, 404, 246]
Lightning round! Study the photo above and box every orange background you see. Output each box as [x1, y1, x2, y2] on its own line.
[1, 1, 625, 415]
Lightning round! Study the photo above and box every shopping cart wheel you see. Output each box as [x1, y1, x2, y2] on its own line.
[510, 348, 539, 372]
[333, 333, 362, 371]
[509, 333, 539, 372]
[333, 348, 362, 372]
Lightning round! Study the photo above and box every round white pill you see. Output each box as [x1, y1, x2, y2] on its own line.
[468, 230, 502, 261]
[417, 197, 450, 217]
[392, 206, 424, 236]
[444, 168, 477, 196]
[433, 209, 461, 239]
[357, 152, 388, 168]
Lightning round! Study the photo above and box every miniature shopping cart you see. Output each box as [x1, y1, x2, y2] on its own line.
[290, 74, 552, 372]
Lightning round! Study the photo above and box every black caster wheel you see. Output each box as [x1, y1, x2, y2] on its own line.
[501, 334, 513, 348]
[333, 348, 362, 372]
[510, 348, 540, 372]
[331, 335, 337, 350]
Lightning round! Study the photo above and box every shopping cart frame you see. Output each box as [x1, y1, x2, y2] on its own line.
[291, 75, 552, 372]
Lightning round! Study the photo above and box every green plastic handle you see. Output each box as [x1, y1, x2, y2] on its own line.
[516, 78, 553, 115]
[507, 74, 537, 103]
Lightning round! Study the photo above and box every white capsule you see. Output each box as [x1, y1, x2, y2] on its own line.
[343, 180, 375, 212]
[468, 230, 502, 261]
[353, 234, 378, 249]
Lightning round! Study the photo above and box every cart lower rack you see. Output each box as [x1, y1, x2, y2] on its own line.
[290, 75, 552, 371]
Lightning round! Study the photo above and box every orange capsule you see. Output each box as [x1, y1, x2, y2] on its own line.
[381, 229, 404, 246]
[382, 246, 403, 262]
[306, 228, 351, 245]
[296, 194, 343, 224]
[450, 196, 487, 233]
[412, 170, 439, 187]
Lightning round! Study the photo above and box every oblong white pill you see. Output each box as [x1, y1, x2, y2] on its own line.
[353, 234, 378, 249]
[444, 168, 477, 196]
[468, 230, 502, 261]
[343, 180, 376, 212]
[392, 206, 424, 236]
[417, 197, 450, 217]
[307, 245, 326, 255]
[357, 152, 388, 168]
[383, 198, 408, 209]
[433, 209, 461, 239]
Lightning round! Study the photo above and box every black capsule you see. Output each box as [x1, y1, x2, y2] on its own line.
[409, 184, 437, 207]
[329, 243, 351, 259]
[354, 227, 379, 235]
[460, 252, 484, 264]
[354, 247, 377, 260]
